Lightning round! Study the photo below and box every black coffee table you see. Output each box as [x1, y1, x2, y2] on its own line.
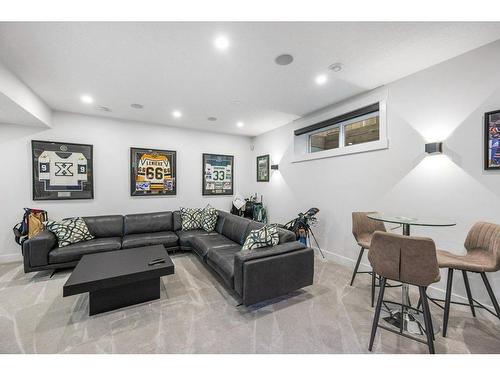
[63, 245, 174, 316]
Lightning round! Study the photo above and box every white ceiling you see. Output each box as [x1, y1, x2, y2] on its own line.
[1, 22, 500, 136]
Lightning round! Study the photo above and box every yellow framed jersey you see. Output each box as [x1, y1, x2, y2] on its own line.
[130, 148, 176, 196]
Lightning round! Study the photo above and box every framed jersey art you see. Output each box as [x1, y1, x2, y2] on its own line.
[130, 147, 177, 196]
[485, 110, 500, 170]
[202, 153, 234, 196]
[32, 140, 94, 200]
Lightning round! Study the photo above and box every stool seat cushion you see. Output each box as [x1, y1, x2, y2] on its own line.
[437, 249, 498, 273]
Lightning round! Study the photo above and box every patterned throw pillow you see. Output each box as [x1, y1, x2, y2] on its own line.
[180, 207, 203, 231]
[201, 205, 218, 232]
[45, 217, 94, 248]
[242, 224, 280, 251]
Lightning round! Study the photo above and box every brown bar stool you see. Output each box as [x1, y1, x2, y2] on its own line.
[351, 212, 387, 307]
[368, 231, 441, 354]
[435, 222, 500, 337]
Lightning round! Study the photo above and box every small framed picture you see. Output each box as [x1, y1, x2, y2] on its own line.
[202, 153, 234, 195]
[32, 140, 94, 200]
[130, 147, 177, 196]
[256, 154, 270, 182]
[485, 110, 500, 170]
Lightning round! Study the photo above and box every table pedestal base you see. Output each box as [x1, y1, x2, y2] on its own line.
[381, 301, 440, 336]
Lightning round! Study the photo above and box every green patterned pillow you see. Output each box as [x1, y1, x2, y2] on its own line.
[180, 207, 203, 230]
[242, 224, 279, 251]
[45, 217, 94, 248]
[201, 205, 218, 232]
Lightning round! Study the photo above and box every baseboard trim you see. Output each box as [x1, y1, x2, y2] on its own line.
[313, 246, 495, 311]
[0, 253, 22, 264]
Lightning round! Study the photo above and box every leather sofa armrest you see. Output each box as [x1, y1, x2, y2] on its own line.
[235, 241, 306, 265]
[234, 241, 309, 298]
[23, 230, 57, 269]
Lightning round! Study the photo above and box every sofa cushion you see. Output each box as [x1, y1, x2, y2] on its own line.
[122, 231, 178, 249]
[277, 227, 296, 243]
[176, 229, 215, 248]
[242, 224, 279, 250]
[244, 221, 265, 238]
[180, 207, 203, 230]
[45, 217, 94, 248]
[191, 233, 239, 258]
[220, 214, 251, 245]
[206, 245, 241, 288]
[124, 212, 173, 235]
[48, 237, 122, 264]
[83, 215, 124, 238]
[201, 204, 218, 232]
[173, 210, 182, 231]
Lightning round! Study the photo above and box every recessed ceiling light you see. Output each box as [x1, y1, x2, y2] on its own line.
[80, 95, 94, 104]
[275, 54, 294, 66]
[172, 110, 182, 118]
[236, 121, 244, 128]
[315, 74, 328, 85]
[214, 35, 230, 51]
[131, 103, 144, 109]
[96, 105, 111, 112]
[207, 117, 217, 121]
[329, 62, 343, 72]
[231, 99, 242, 105]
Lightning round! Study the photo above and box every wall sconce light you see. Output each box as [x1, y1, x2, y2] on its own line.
[271, 164, 279, 170]
[425, 142, 443, 154]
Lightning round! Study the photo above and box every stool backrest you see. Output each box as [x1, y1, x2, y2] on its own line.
[368, 231, 440, 287]
[464, 222, 500, 271]
[352, 212, 386, 242]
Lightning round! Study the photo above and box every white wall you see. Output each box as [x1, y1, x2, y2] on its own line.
[0, 61, 52, 127]
[0, 112, 253, 261]
[251, 40, 500, 306]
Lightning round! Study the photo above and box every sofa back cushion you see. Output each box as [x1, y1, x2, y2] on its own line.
[173, 210, 182, 231]
[124, 211, 173, 235]
[83, 215, 124, 238]
[277, 227, 296, 243]
[220, 213, 251, 245]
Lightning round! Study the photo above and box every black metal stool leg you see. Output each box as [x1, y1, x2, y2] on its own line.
[369, 276, 386, 352]
[480, 272, 500, 319]
[442, 268, 454, 337]
[462, 270, 476, 318]
[419, 286, 435, 354]
[371, 270, 376, 307]
[350, 247, 365, 286]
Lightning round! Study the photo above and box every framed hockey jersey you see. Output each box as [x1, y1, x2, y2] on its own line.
[130, 147, 177, 196]
[202, 153, 234, 196]
[31, 140, 94, 200]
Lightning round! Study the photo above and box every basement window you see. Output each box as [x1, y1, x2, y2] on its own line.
[304, 104, 380, 153]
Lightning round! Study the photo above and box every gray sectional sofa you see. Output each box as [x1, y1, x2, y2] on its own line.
[22, 210, 315, 305]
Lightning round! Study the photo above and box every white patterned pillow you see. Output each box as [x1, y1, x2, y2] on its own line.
[242, 224, 279, 251]
[201, 205, 218, 232]
[180, 207, 203, 231]
[45, 217, 94, 248]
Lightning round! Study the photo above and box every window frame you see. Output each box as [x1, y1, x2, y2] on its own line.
[292, 90, 388, 163]
[307, 111, 380, 154]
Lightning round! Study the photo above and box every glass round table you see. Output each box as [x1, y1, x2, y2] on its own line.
[366, 213, 456, 337]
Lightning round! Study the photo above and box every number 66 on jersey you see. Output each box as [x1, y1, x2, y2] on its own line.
[130, 147, 177, 196]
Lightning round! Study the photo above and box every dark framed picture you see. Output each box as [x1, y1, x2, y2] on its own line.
[31, 140, 94, 200]
[257, 154, 270, 182]
[202, 153, 234, 195]
[485, 110, 500, 170]
[130, 147, 177, 196]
